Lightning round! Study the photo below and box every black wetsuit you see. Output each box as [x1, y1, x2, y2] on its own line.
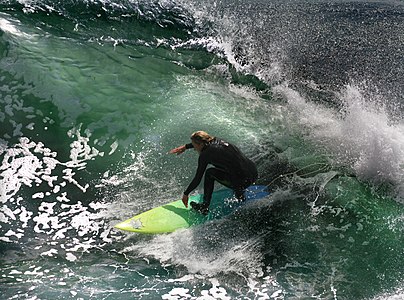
[184, 138, 258, 206]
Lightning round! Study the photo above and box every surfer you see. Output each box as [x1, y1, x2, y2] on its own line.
[169, 131, 258, 215]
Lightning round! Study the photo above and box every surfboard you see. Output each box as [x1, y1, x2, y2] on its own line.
[114, 185, 269, 234]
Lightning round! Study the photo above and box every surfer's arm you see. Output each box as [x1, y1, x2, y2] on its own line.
[182, 194, 189, 208]
[169, 143, 193, 155]
[184, 155, 208, 196]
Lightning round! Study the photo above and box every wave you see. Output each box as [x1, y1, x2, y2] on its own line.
[176, 0, 404, 199]
[1, 0, 403, 232]
[1, 0, 198, 42]
[4, 0, 404, 93]
[274, 82, 404, 201]
[1, 1, 404, 299]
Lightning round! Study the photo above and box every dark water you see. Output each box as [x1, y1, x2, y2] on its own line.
[1, 0, 403, 299]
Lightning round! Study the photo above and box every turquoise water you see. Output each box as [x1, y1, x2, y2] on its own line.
[1, 0, 404, 299]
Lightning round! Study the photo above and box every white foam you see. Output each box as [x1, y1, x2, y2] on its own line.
[162, 278, 233, 300]
[203, 278, 231, 300]
[127, 227, 264, 278]
[0, 137, 61, 204]
[56, 192, 69, 202]
[109, 140, 118, 155]
[26, 123, 35, 130]
[40, 248, 58, 257]
[53, 227, 68, 240]
[0, 212, 8, 223]
[371, 286, 404, 300]
[33, 213, 59, 232]
[66, 252, 77, 262]
[0, 236, 11, 242]
[53, 185, 60, 193]
[39, 201, 56, 213]
[1, 121, 115, 246]
[19, 206, 32, 228]
[5, 229, 24, 239]
[162, 288, 191, 300]
[66, 125, 101, 169]
[97, 149, 149, 188]
[62, 168, 89, 192]
[2, 205, 16, 221]
[274, 83, 404, 199]
[167, 275, 196, 283]
[24, 266, 44, 276]
[0, 18, 27, 37]
[32, 192, 44, 199]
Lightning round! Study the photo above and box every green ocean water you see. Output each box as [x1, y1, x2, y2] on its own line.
[1, 0, 404, 299]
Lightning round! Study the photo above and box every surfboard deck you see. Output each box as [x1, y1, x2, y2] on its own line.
[114, 185, 269, 234]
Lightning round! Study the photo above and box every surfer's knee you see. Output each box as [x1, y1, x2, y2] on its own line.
[205, 167, 221, 178]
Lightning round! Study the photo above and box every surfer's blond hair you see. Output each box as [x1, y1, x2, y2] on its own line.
[191, 131, 214, 145]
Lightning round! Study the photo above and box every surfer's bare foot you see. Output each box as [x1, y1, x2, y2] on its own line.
[190, 202, 209, 215]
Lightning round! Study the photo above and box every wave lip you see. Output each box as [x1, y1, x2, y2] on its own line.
[276, 82, 404, 200]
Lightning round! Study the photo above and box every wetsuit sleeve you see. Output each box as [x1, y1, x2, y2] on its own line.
[184, 154, 208, 195]
[185, 143, 194, 149]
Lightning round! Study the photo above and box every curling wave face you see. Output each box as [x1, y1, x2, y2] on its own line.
[1, 0, 404, 299]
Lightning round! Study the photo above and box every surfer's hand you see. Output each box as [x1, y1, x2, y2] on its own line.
[169, 145, 186, 155]
[182, 194, 189, 208]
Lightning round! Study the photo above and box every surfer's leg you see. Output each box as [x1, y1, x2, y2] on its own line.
[203, 168, 231, 205]
[191, 168, 231, 215]
[205, 169, 256, 203]
[232, 176, 257, 202]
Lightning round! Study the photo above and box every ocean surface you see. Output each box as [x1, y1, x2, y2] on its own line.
[1, 0, 403, 299]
